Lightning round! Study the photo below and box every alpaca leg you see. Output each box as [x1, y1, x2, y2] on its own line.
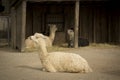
[41, 67, 46, 71]
[44, 63, 57, 72]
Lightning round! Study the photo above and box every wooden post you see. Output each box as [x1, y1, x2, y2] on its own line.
[119, 16, 120, 43]
[11, 7, 16, 49]
[108, 14, 111, 43]
[21, 0, 26, 52]
[93, 7, 96, 43]
[74, 0, 79, 48]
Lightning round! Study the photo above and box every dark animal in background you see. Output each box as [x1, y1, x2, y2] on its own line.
[78, 38, 89, 47]
[67, 28, 89, 47]
[67, 29, 74, 47]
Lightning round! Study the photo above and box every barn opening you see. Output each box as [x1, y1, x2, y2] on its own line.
[26, 1, 120, 46]
[10, 0, 120, 51]
[26, 1, 75, 45]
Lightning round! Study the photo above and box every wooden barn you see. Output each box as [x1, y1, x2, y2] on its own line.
[9, 0, 120, 51]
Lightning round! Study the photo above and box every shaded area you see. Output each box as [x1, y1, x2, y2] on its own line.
[17, 65, 42, 71]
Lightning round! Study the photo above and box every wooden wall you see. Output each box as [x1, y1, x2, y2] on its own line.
[80, 1, 108, 43]
[10, 7, 16, 49]
[0, 16, 9, 46]
[16, 3, 22, 49]
[26, 1, 120, 45]
[1, 0, 10, 14]
[9, 1, 118, 51]
[26, 2, 75, 44]
[79, 1, 120, 44]
[26, 2, 47, 37]
[10, 1, 120, 51]
[11, 1, 26, 51]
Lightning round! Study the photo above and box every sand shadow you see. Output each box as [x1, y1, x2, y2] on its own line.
[17, 65, 43, 71]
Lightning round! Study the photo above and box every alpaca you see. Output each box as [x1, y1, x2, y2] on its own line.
[67, 28, 89, 47]
[25, 24, 57, 50]
[34, 24, 57, 47]
[67, 29, 74, 47]
[25, 36, 37, 50]
[30, 35, 92, 73]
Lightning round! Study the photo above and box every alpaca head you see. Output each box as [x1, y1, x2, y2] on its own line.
[67, 29, 74, 42]
[30, 35, 48, 57]
[48, 24, 57, 33]
[30, 36, 46, 49]
[67, 29, 74, 35]
[67, 29, 74, 37]
[34, 33, 45, 39]
[25, 36, 37, 50]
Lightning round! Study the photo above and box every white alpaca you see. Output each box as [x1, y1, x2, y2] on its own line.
[30, 36, 92, 73]
[25, 24, 57, 50]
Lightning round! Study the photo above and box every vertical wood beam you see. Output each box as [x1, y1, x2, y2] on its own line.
[119, 16, 120, 43]
[74, 0, 79, 48]
[11, 7, 16, 49]
[93, 8, 96, 43]
[21, 0, 26, 52]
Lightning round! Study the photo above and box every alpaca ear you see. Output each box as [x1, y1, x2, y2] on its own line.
[30, 36, 38, 44]
[54, 25, 57, 30]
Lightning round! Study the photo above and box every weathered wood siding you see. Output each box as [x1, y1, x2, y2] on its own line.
[10, 8, 16, 48]
[80, 2, 108, 43]
[26, 1, 120, 45]
[107, 3, 120, 44]
[12, 1, 120, 51]
[16, 3, 22, 49]
[26, 2, 46, 37]
[80, 1, 120, 44]
[0, 16, 9, 46]
[26, 2, 75, 44]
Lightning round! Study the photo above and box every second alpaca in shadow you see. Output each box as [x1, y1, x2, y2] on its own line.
[67, 28, 89, 48]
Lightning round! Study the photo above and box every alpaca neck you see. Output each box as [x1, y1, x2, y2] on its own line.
[49, 31, 56, 43]
[38, 45, 49, 60]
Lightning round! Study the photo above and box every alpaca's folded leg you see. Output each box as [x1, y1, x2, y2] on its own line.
[46, 66, 57, 72]
[44, 63, 57, 72]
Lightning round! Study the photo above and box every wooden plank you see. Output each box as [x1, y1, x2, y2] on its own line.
[10, 7, 17, 48]
[21, 0, 26, 51]
[26, 0, 80, 2]
[74, 1, 79, 48]
[26, 3, 33, 37]
[93, 6, 96, 43]
[108, 12, 111, 43]
[88, 6, 93, 42]
[101, 8, 107, 43]
[119, 14, 120, 43]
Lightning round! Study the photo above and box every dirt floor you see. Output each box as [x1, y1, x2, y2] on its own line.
[0, 44, 120, 80]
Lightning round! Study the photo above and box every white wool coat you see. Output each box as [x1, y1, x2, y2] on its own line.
[34, 33, 52, 47]
[30, 35, 92, 73]
[41, 52, 92, 73]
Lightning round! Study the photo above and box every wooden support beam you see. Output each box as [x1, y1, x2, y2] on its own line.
[21, 0, 26, 52]
[74, 0, 79, 48]
[10, 7, 16, 49]
[26, 0, 76, 2]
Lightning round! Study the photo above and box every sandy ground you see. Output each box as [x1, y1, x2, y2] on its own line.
[0, 45, 120, 80]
